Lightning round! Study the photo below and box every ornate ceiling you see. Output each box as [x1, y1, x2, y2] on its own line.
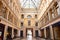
[19, 0, 42, 13]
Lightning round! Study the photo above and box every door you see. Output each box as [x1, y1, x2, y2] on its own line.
[0, 23, 5, 40]
[35, 30, 39, 37]
[20, 31, 23, 37]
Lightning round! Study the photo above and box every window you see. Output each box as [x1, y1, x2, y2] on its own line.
[35, 22, 38, 26]
[35, 15, 37, 18]
[28, 20, 31, 26]
[2, 7, 7, 19]
[46, 13, 49, 21]
[21, 22, 23, 26]
[27, 15, 32, 19]
[51, 9, 55, 18]
[21, 14, 24, 19]
[52, 13, 55, 18]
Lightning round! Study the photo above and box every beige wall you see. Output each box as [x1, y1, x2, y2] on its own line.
[20, 13, 39, 27]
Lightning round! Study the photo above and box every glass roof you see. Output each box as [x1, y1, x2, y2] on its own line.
[20, 0, 41, 8]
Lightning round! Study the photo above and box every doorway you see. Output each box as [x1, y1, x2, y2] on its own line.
[53, 22, 60, 40]
[6, 27, 12, 40]
[53, 26, 60, 40]
[20, 30, 23, 38]
[14, 29, 17, 38]
[27, 29, 32, 40]
[40, 29, 44, 38]
[0, 23, 5, 40]
[26, 28, 33, 37]
[35, 30, 39, 37]
[46, 27, 51, 39]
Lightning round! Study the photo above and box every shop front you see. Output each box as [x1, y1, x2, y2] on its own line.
[0, 23, 5, 40]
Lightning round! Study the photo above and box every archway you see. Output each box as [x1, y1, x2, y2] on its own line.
[27, 29, 32, 40]
[35, 30, 39, 37]
[20, 30, 23, 38]
[26, 28, 33, 37]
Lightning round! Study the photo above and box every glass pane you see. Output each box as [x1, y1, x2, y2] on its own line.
[19, 0, 41, 8]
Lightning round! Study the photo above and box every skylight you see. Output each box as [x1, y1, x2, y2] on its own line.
[20, 0, 41, 8]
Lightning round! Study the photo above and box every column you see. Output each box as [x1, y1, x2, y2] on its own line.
[50, 25, 54, 40]
[17, 30, 20, 37]
[12, 28, 14, 38]
[44, 28, 46, 38]
[55, 8, 58, 17]
[38, 29, 40, 37]
[24, 28, 26, 38]
[4, 25, 8, 40]
[39, 30, 42, 37]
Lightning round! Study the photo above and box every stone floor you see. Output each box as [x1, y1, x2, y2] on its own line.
[13, 37, 45, 40]
[13, 30, 46, 40]
[13, 33, 47, 40]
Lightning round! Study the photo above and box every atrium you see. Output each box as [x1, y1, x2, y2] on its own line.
[0, 0, 60, 40]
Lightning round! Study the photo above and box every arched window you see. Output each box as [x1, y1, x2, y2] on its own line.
[27, 15, 32, 19]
